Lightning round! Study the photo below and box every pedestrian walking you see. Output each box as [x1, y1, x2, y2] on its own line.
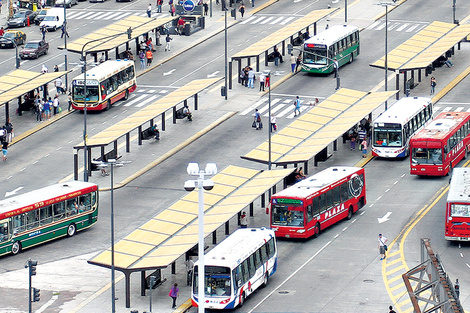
[53, 94, 60, 115]
[247, 68, 255, 88]
[455, 279, 460, 299]
[2, 140, 8, 161]
[290, 54, 296, 73]
[378, 233, 388, 260]
[44, 97, 52, 120]
[147, 3, 152, 17]
[139, 50, 146, 69]
[4, 118, 13, 143]
[169, 283, 179, 309]
[170, 4, 175, 16]
[333, 58, 339, 78]
[239, 68, 246, 86]
[430, 77, 437, 95]
[40, 25, 47, 41]
[361, 138, 368, 157]
[61, 23, 69, 38]
[259, 74, 265, 91]
[53, 64, 59, 72]
[270, 113, 277, 132]
[251, 0, 254, 7]
[293, 96, 301, 116]
[240, 211, 248, 228]
[156, 0, 162, 12]
[253, 109, 261, 130]
[156, 28, 161, 46]
[389, 305, 397, 313]
[41, 64, 48, 73]
[203, 2, 208, 15]
[273, 47, 281, 67]
[35, 95, 42, 121]
[350, 134, 356, 150]
[165, 34, 172, 51]
[145, 49, 153, 67]
[239, 3, 245, 17]
[68, 91, 73, 111]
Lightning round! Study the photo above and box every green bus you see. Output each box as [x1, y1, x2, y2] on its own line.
[0, 182, 98, 256]
[301, 25, 360, 74]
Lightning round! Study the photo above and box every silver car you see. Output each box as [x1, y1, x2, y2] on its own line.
[54, 0, 78, 8]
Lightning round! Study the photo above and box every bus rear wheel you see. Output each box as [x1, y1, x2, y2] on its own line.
[67, 223, 77, 237]
[349, 54, 353, 64]
[347, 207, 353, 220]
[11, 241, 21, 255]
[105, 100, 111, 111]
[262, 272, 269, 288]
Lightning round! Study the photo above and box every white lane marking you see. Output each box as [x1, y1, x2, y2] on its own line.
[270, 17, 284, 24]
[395, 23, 409, 31]
[36, 294, 59, 313]
[123, 94, 148, 107]
[280, 17, 295, 25]
[113, 12, 132, 20]
[260, 17, 274, 24]
[247, 240, 333, 313]
[240, 16, 256, 24]
[366, 21, 381, 30]
[240, 98, 268, 115]
[135, 95, 159, 108]
[250, 16, 266, 24]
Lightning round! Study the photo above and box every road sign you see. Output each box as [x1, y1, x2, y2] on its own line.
[183, 0, 195, 12]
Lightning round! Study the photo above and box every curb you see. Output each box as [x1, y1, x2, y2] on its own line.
[99, 111, 237, 191]
[372, 0, 407, 21]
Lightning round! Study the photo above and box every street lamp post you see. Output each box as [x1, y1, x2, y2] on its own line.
[344, 0, 347, 23]
[378, 1, 396, 110]
[224, 7, 228, 100]
[63, 2, 68, 89]
[266, 70, 272, 170]
[453, 0, 457, 24]
[109, 158, 117, 313]
[184, 163, 217, 313]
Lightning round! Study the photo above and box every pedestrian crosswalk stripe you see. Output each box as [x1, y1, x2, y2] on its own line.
[123, 94, 149, 107]
[280, 17, 295, 25]
[395, 23, 409, 31]
[259, 98, 281, 115]
[135, 95, 158, 107]
[376, 23, 386, 31]
[77, 12, 96, 19]
[240, 98, 268, 115]
[240, 16, 256, 24]
[113, 12, 133, 20]
[405, 24, 420, 32]
[456, 107, 464, 112]
[104, 12, 125, 20]
[260, 17, 274, 24]
[433, 106, 440, 112]
[67, 11, 89, 19]
[270, 17, 284, 24]
[366, 21, 381, 30]
[86, 12, 104, 19]
[251, 16, 267, 24]
[264, 100, 286, 116]
[442, 107, 451, 112]
[94, 11, 116, 19]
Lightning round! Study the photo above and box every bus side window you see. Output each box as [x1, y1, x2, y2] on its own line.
[333, 186, 341, 206]
[241, 260, 249, 284]
[319, 193, 327, 213]
[326, 190, 333, 210]
[53, 202, 66, 221]
[233, 266, 242, 288]
[247, 255, 255, 278]
[267, 238, 276, 258]
[306, 204, 313, 222]
[12, 214, 25, 234]
[26, 210, 39, 230]
[39, 206, 53, 226]
[79, 194, 91, 212]
[340, 182, 348, 202]
[312, 197, 320, 217]
[0, 219, 9, 242]
[254, 249, 262, 269]
[260, 244, 268, 263]
[127, 66, 135, 80]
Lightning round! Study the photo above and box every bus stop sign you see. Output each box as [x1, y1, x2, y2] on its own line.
[183, 0, 195, 12]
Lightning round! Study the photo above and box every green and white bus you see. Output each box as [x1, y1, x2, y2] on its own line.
[301, 25, 360, 74]
[0, 182, 98, 256]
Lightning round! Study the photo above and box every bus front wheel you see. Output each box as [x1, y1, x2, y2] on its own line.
[67, 223, 77, 237]
[11, 241, 21, 255]
[105, 100, 111, 111]
[239, 292, 246, 307]
[123, 89, 129, 101]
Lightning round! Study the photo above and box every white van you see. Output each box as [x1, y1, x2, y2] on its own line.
[39, 8, 64, 31]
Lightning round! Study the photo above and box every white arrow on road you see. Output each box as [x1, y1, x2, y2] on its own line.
[5, 186, 24, 198]
[163, 69, 176, 76]
[378, 212, 392, 223]
[207, 71, 220, 78]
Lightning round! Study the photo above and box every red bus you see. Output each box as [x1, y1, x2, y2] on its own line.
[410, 112, 470, 176]
[445, 168, 470, 241]
[269, 167, 366, 239]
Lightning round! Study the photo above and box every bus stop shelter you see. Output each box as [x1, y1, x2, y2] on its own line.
[73, 77, 220, 180]
[229, 8, 337, 89]
[241, 88, 397, 172]
[0, 69, 69, 121]
[88, 165, 294, 308]
[370, 21, 470, 99]
[59, 15, 178, 61]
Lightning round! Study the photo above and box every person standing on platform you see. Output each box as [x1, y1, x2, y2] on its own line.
[240, 211, 248, 228]
[455, 279, 460, 299]
[290, 54, 296, 73]
[145, 49, 153, 67]
[165, 34, 172, 51]
[378, 234, 388, 260]
[147, 3, 152, 17]
[169, 283, 179, 309]
[259, 74, 265, 91]
[430, 77, 437, 95]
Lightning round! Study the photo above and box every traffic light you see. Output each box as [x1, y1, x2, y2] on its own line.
[127, 27, 132, 39]
[29, 260, 38, 276]
[287, 44, 293, 54]
[32, 288, 40, 302]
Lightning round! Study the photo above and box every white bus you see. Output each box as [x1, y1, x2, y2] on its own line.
[191, 228, 277, 309]
[301, 24, 360, 74]
[372, 97, 433, 158]
[71, 60, 136, 111]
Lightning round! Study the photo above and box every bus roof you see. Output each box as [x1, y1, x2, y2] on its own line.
[412, 112, 470, 141]
[72, 60, 134, 82]
[447, 168, 470, 203]
[195, 228, 275, 269]
[374, 97, 432, 125]
[0, 182, 97, 219]
[273, 166, 362, 199]
[304, 24, 359, 47]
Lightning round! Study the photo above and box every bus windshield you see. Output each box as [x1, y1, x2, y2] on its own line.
[411, 147, 443, 165]
[373, 125, 403, 147]
[271, 203, 304, 227]
[451, 204, 470, 217]
[72, 85, 100, 102]
[193, 266, 231, 297]
[303, 46, 328, 65]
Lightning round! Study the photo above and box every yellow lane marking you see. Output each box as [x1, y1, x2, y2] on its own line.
[385, 264, 406, 276]
[385, 257, 403, 266]
[390, 282, 405, 292]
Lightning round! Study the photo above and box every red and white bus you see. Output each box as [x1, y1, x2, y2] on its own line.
[71, 60, 137, 111]
[410, 112, 470, 176]
[445, 168, 470, 241]
[269, 166, 366, 239]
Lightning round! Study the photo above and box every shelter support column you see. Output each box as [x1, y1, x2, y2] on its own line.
[125, 271, 131, 308]
[282, 40, 285, 56]
[162, 112, 166, 131]
[237, 59, 241, 85]
[265, 50, 269, 66]
[171, 262, 176, 274]
[87, 148, 92, 177]
[126, 133, 130, 152]
[212, 231, 216, 244]
[135, 38, 139, 55]
[141, 271, 146, 296]
[418, 69, 422, 82]
[313, 22, 317, 35]
[173, 107, 177, 124]
[261, 194, 265, 208]
[256, 55, 259, 72]
[395, 72, 400, 100]
[138, 125, 143, 145]
[114, 141, 118, 157]
[247, 57, 251, 67]
[403, 71, 407, 96]
[194, 93, 198, 110]
[115, 47, 119, 59]
[249, 202, 254, 217]
[225, 221, 229, 235]
[101, 146, 105, 160]
[229, 61, 232, 89]
[74, 150, 78, 180]
[237, 211, 241, 225]
[333, 139, 337, 151]
[5, 102, 9, 122]
[304, 161, 308, 175]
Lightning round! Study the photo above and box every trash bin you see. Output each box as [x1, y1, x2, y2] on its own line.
[183, 22, 191, 36]
[221, 86, 226, 97]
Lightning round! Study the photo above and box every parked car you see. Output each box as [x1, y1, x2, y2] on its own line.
[7, 10, 38, 28]
[35, 8, 51, 25]
[54, 0, 78, 7]
[19, 40, 49, 59]
[0, 30, 26, 48]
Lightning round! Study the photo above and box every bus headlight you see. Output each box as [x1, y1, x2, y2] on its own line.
[297, 229, 305, 233]
[448, 217, 452, 221]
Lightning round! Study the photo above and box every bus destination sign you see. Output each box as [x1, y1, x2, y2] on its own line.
[273, 198, 303, 205]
